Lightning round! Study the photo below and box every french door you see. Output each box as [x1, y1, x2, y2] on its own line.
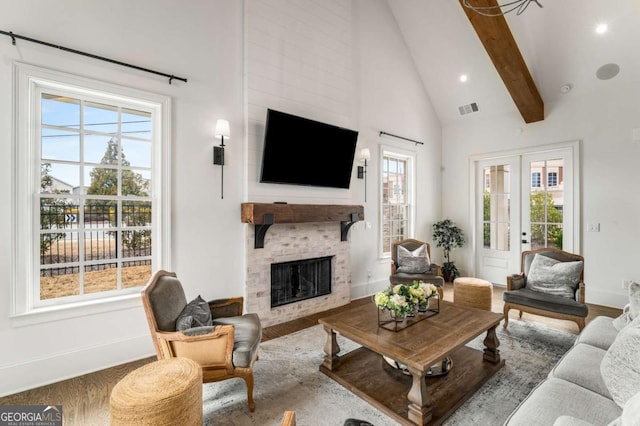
[474, 143, 580, 285]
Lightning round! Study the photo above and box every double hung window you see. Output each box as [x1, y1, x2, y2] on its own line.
[13, 64, 170, 317]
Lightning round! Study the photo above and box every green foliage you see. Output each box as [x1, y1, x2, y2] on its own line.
[86, 138, 151, 251]
[530, 192, 563, 248]
[432, 219, 465, 264]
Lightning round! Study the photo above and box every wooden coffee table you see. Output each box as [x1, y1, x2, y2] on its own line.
[318, 300, 504, 426]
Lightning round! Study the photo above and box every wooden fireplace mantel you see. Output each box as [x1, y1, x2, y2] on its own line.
[241, 203, 364, 248]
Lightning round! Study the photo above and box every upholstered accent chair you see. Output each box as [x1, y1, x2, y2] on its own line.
[503, 248, 588, 332]
[389, 238, 444, 298]
[141, 270, 262, 411]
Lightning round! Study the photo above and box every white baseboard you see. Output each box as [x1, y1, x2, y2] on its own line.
[586, 289, 627, 310]
[0, 335, 155, 398]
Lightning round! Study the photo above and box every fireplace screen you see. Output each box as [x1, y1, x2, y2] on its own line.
[271, 256, 332, 308]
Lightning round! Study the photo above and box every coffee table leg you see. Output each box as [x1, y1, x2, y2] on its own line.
[322, 325, 341, 371]
[483, 324, 501, 364]
[407, 366, 432, 425]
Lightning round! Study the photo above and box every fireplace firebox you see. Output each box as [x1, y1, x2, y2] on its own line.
[271, 256, 332, 308]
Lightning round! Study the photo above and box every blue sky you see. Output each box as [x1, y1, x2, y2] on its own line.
[41, 95, 152, 189]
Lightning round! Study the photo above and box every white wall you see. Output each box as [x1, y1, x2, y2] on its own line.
[0, 0, 246, 396]
[351, 0, 442, 297]
[442, 84, 640, 308]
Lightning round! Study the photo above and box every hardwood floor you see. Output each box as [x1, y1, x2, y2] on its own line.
[0, 285, 621, 425]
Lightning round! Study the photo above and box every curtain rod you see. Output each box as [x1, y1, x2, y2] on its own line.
[1, 29, 187, 85]
[379, 131, 424, 146]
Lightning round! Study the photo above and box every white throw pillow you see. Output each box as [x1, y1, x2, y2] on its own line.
[601, 316, 640, 408]
[526, 254, 583, 299]
[613, 282, 640, 331]
[396, 244, 430, 274]
[621, 390, 640, 425]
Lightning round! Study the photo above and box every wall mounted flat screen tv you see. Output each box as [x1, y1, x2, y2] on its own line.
[260, 109, 359, 189]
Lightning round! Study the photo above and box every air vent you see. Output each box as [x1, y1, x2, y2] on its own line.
[458, 102, 479, 116]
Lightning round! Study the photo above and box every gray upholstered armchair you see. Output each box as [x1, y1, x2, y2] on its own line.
[503, 248, 587, 332]
[141, 270, 262, 411]
[390, 238, 445, 298]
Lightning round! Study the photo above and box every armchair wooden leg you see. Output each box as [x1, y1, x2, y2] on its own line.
[244, 372, 255, 412]
[575, 318, 586, 332]
[503, 304, 510, 329]
[437, 286, 444, 300]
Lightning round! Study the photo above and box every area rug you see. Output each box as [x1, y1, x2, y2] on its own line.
[202, 319, 576, 425]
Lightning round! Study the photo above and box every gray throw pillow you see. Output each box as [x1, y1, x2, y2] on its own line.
[525, 254, 583, 299]
[601, 316, 640, 408]
[396, 244, 430, 274]
[613, 282, 640, 331]
[175, 295, 213, 331]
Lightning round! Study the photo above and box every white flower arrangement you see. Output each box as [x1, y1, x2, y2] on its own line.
[374, 280, 439, 316]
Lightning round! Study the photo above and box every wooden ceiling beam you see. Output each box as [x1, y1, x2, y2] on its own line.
[459, 0, 544, 123]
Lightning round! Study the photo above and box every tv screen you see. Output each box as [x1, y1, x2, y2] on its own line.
[260, 109, 359, 189]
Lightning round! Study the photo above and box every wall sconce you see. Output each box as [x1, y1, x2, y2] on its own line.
[213, 119, 230, 199]
[357, 148, 371, 202]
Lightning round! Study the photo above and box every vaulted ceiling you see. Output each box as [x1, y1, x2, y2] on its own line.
[387, 0, 640, 126]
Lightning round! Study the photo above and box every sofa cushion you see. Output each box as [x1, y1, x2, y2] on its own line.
[552, 416, 621, 426]
[503, 288, 588, 317]
[525, 254, 583, 299]
[575, 316, 619, 350]
[396, 244, 430, 273]
[213, 313, 262, 368]
[504, 378, 622, 426]
[549, 343, 611, 398]
[613, 282, 640, 331]
[601, 318, 640, 407]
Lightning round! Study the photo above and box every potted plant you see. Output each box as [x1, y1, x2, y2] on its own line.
[432, 219, 465, 282]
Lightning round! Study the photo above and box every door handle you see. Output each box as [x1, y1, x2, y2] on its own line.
[522, 239, 528, 243]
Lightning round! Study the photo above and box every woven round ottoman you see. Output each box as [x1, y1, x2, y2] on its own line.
[110, 357, 203, 426]
[453, 277, 493, 311]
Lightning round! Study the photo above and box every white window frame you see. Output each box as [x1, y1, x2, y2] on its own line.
[547, 171, 558, 187]
[379, 145, 416, 258]
[531, 172, 541, 188]
[11, 63, 171, 326]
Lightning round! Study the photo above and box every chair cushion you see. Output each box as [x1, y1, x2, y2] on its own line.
[213, 313, 262, 368]
[525, 253, 583, 299]
[175, 295, 213, 331]
[504, 378, 621, 425]
[601, 317, 640, 407]
[503, 288, 588, 317]
[390, 272, 443, 287]
[613, 282, 640, 331]
[396, 244, 430, 273]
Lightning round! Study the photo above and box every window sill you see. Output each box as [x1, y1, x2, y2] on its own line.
[10, 292, 143, 328]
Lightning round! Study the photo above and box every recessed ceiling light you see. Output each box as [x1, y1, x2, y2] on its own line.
[459, 74, 468, 83]
[560, 83, 573, 94]
[595, 23, 608, 34]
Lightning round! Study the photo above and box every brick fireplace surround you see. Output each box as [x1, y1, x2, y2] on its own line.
[245, 222, 351, 327]
[241, 202, 364, 327]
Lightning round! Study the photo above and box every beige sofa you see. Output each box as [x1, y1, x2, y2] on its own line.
[504, 315, 640, 425]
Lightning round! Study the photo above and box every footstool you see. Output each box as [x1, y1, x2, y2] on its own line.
[453, 277, 493, 311]
[110, 357, 203, 425]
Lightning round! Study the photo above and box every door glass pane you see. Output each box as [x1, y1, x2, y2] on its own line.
[482, 165, 510, 251]
[529, 159, 564, 249]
